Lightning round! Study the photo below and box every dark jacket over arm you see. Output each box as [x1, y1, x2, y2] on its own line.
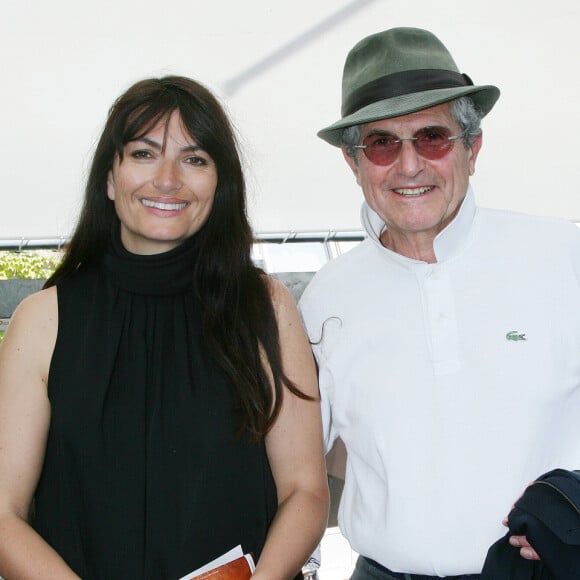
[481, 469, 580, 580]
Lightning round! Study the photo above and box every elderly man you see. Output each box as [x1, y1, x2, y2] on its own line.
[299, 28, 580, 579]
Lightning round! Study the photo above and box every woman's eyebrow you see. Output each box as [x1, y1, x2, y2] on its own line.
[131, 137, 203, 153]
[181, 144, 203, 153]
[130, 136, 163, 149]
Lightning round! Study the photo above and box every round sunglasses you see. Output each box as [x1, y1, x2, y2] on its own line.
[354, 126, 467, 166]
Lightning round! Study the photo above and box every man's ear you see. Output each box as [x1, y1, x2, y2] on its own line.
[106, 170, 115, 200]
[342, 147, 362, 186]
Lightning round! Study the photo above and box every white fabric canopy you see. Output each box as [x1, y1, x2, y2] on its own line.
[1, 0, 578, 238]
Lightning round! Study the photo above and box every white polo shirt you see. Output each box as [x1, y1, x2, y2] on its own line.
[299, 188, 580, 575]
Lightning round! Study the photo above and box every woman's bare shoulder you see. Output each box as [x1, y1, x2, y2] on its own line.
[263, 275, 296, 314]
[1, 287, 58, 376]
[9, 286, 58, 329]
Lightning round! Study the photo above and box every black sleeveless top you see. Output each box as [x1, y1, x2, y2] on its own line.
[32, 234, 278, 579]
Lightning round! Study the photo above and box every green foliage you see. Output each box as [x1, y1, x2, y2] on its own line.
[0, 250, 63, 280]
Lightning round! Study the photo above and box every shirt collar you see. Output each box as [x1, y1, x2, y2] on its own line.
[360, 185, 476, 264]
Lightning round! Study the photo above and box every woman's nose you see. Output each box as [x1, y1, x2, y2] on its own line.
[152, 160, 182, 193]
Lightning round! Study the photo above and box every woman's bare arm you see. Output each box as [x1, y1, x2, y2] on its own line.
[0, 288, 80, 579]
[252, 279, 329, 580]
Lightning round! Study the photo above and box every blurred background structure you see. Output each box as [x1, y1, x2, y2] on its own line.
[1, 0, 579, 241]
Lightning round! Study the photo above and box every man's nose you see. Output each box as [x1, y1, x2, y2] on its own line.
[396, 139, 424, 176]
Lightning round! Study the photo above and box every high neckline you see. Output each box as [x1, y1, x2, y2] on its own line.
[103, 228, 198, 295]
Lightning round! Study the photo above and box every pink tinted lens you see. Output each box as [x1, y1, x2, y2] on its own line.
[361, 134, 400, 165]
[414, 128, 455, 158]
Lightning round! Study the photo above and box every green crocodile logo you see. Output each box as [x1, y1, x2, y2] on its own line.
[506, 330, 527, 341]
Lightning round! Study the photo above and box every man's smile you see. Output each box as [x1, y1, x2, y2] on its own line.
[392, 186, 434, 197]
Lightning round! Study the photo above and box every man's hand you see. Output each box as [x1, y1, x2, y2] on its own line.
[502, 517, 540, 560]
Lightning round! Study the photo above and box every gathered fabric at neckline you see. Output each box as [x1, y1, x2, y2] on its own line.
[103, 228, 198, 296]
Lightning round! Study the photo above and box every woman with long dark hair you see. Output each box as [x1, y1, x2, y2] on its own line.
[0, 76, 328, 579]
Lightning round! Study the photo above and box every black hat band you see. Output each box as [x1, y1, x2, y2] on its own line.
[342, 69, 474, 117]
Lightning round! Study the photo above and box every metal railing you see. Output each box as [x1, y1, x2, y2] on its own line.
[0, 231, 365, 251]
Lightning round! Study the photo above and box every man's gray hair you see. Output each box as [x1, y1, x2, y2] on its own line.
[341, 96, 484, 161]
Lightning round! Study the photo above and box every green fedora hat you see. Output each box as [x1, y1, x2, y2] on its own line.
[318, 27, 500, 146]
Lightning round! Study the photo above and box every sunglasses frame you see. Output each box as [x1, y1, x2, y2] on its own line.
[354, 126, 467, 166]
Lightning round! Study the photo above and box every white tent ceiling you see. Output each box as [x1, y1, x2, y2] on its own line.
[1, 0, 579, 239]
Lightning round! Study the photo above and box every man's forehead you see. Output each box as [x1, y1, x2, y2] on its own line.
[361, 102, 456, 134]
